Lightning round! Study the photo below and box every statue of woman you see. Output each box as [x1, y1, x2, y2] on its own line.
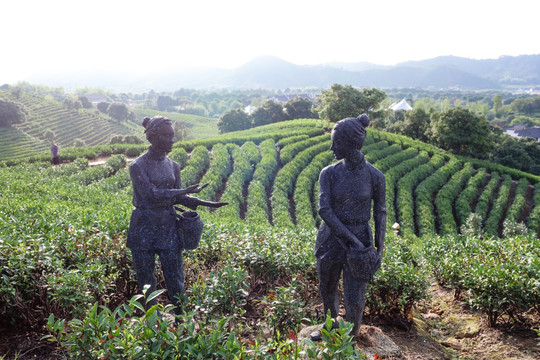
[313, 114, 386, 338]
[127, 116, 226, 312]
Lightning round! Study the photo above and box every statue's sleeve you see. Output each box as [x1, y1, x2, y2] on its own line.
[130, 162, 179, 207]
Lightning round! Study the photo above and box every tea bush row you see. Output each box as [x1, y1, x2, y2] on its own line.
[455, 168, 487, 228]
[415, 158, 462, 237]
[484, 174, 513, 236]
[245, 139, 278, 225]
[383, 151, 430, 228]
[214, 145, 257, 219]
[280, 134, 330, 165]
[474, 171, 500, 220]
[435, 163, 475, 236]
[181, 145, 210, 187]
[505, 177, 530, 224]
[196, 144, 232, 203]
[396, 154, 445, 237]
[271, 140, 332, 227]
[365, 143, 401, 164]
[294, 150, 335, 229]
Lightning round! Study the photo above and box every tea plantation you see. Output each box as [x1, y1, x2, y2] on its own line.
[1, 119, 539, 358]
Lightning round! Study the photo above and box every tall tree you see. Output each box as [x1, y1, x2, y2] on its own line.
[492, 94, 502, 119]
[401, 108, 431, 142]
[217, 108, 252, 133]
[315, 84, 386, 121]
[251, 100, 286, 126]
[429, 107, 494, 156]
[0, 99, 27, 127]
[284, 97, 317, 119]
[107, 102, 129, 121]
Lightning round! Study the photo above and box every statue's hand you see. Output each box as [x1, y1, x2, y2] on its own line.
[186, 183, 209, 194]
[207, 201, 228, 208]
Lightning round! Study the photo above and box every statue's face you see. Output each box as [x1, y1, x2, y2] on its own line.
[330, 130, 354, 160]
[152, 123, 175, 153]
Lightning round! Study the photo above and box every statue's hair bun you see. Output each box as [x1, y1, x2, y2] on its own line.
[142, 117, 151, 129]
[357, 113, 370, 128]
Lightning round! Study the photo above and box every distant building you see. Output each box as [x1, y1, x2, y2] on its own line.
[389, 98, 413, 111]
[244, 105, 257, 115]
[504, 125, 540, 142]
[87, 93, 109, 104]
[269, 94, 315, 103]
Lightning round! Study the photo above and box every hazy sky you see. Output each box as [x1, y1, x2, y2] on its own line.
[2, 0, 539, 84]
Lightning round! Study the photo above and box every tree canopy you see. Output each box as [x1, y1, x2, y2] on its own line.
[0, 99, 27, 127]
[251, 100, 286, 126]
[315, 84, 386, 121]
[429, 107, 495, 156]
[217, 108, 251, 133]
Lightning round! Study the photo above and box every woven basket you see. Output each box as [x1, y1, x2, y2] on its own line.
[176, 211, 203, 250]
[346, 246, 381, 282]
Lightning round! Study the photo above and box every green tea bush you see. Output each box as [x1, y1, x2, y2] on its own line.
[455, 168, 487, 228]
[181, 145, 210, 186]
[484, 174, 513, 236]
[424, 234, 540, 326]
[396, 154, 445, 237]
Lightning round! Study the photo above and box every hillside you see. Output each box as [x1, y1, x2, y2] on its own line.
[0, 91, 219, 162]
[0, 90, 141, 162]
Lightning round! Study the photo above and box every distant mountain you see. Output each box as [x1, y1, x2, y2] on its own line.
[25, 54, 540, 91]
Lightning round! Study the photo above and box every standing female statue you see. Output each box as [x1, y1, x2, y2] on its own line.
[313, 114, 386, 338]
[127, 116, 226, 312]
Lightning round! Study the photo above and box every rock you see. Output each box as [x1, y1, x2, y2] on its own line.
[298, 323, 402, 359]
[441, 338, 462, 351]
[421, 312, 441, 321]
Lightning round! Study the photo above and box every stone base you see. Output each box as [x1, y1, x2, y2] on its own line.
[298, 323, 402, 359]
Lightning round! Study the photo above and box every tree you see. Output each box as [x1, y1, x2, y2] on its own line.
[217, 108, 251, 133]
[284, 97, 317, 119]
[78, 96, 93, 109]
[107, 102, 129, 121]
[402, 108, 431, 142]
[0, 99, 27, 127]
[97, 101, 110, 113]
[429, 107, 495, 157]
[315, 84, 386, 121]
[156, 95, 177, 111]
[492, 94, 502, 119]
[251, 100, 286, 126]
[173, 121, 190, 141]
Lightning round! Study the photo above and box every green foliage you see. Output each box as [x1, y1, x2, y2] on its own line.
[218, 108, 251, 133]
[181, 146, 210, 187]
[434, 163, 475, 236]
[429, 107, 495, 156]
[251, 100, 286, 126]
[168, 147, 188, 168]
[455, 168, 488, 228]
[424, 235, 540, 326]
[315, 84, 386, 121]
[0, 98, 27, 127]
[484, 174, 513, 236]
[415, 158, 462, 237]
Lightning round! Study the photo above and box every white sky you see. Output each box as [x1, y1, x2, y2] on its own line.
[1, 0, 539, 84]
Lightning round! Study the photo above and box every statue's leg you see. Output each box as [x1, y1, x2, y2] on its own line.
[317, 256, 343, 319]
[342, 267, 369, 337]
[158, 248, 185, 313]
[131, 249, 158, 309]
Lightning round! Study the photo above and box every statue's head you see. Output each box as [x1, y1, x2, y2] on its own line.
[330, 114, 370, 159]
[143, 116, 175, 153]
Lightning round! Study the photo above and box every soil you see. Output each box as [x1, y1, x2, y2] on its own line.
[2, 284, 538, 359]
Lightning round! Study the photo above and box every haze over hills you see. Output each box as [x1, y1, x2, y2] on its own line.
[23, 54, 540, 92]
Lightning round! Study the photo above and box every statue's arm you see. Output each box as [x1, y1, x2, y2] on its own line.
[373, 170, 387, 255]
[130, 162, 186, 206]
[318, 167, 363, 249]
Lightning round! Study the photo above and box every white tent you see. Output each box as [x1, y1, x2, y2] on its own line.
[389, 98, 413, 111]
